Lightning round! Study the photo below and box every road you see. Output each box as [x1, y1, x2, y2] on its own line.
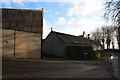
[2, 57, 115, 78]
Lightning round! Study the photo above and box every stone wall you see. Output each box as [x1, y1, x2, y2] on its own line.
[118, 54, 120, 79]
[118, 27, 120, 50]
[43, 32, 65, 57]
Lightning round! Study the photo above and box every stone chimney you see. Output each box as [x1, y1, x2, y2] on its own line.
[87, 34, 90, 39]
[83, 31, 86, 37]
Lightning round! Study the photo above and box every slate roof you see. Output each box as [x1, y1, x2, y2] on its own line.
[51, 31, 102, 46]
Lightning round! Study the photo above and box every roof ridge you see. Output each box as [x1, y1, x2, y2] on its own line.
[52, 31, 77, 37]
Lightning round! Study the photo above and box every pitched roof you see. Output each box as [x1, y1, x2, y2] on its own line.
[51, 31, 101, 46]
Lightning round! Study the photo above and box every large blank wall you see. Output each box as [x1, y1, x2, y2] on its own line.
[2, 29, 41, 59]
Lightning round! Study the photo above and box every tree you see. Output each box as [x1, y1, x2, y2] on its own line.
[92, 25, 118, 50]
[105, 0, 120, 49]
[105, 0, 120, 25]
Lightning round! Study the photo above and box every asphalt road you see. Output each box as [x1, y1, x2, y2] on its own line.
[2, 57, 115, 78]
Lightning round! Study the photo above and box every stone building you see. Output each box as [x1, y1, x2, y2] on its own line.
[2, 8, 43, 59]
[43, 31, 102, 59]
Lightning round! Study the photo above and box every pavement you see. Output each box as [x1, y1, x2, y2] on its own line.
[2, 57, 116, 78]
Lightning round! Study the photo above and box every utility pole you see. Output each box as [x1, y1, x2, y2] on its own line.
[41, 8, 44, 59]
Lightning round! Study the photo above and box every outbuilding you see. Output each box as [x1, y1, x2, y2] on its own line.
[2, 8, 43, 59]
[43, 31, 102, 59]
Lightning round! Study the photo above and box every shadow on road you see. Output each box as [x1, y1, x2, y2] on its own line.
[2, 57, 115, 78]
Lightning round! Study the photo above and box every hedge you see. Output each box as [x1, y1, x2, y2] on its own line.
[67, 50, 100, 60]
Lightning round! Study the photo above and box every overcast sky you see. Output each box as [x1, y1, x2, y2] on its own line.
[1, 0, 108, 39]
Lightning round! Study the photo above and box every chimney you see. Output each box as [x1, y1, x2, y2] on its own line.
[88, 34, 90, 39]
[83, 31, 85, 37]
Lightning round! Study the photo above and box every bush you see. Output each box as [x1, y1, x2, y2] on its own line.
[97, 50, 111, 59]
[67, 49, 111, 60]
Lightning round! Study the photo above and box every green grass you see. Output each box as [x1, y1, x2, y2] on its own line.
[100, 57, 111, 59]
[96, 50, 111, 60]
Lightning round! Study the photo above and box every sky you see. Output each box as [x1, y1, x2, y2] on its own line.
[1, 0, 108, 39]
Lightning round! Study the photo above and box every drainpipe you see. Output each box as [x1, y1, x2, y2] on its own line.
[13, 29, 16, 58]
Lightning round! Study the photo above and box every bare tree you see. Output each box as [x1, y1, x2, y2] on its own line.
[101, 26, 107, 49]
[92, 25, 118, 50]
[105, 0, 120, 49]
[105, 0, 120, 24]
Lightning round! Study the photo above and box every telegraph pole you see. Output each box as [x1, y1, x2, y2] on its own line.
[41, 8, 44, 59]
